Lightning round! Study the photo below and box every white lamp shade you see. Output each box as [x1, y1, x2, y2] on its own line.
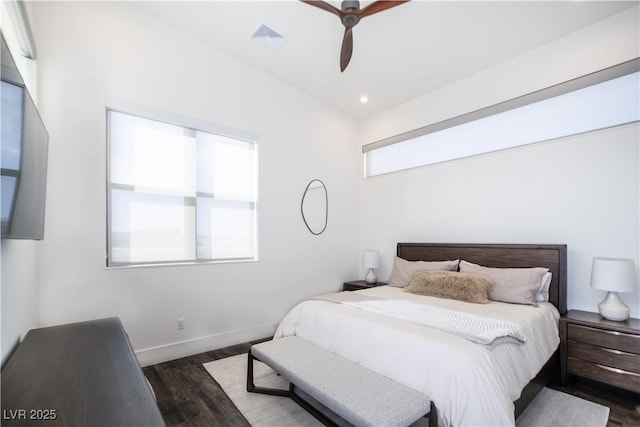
[590, 257, 637, 293]
[363, 250, 380, 269]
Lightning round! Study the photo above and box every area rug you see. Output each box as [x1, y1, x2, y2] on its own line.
[204, 354, 610, 427]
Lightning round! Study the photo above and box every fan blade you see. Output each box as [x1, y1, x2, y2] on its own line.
[358, 0, 409, 18]
[340, 27, 353, 72]
[299, 0, 341, 17]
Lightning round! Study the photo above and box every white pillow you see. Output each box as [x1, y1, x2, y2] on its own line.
[536, 272, 553, 302]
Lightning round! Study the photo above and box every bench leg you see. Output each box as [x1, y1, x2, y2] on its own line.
[246, 351, 289, 397]
[288, 384, 339, 427]
[246, 352, 336, 426]
[247, 350, 435, 427]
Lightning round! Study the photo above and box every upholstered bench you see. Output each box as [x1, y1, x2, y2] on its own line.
[247, 336, 436, 427]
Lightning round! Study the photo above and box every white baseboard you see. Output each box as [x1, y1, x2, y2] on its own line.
[135, 322, 278, 367]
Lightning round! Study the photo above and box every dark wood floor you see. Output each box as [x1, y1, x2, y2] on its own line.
[144, 339, 640, 427]
[143, 340, 257, 427]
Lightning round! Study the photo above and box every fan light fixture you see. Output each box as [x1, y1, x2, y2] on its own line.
[300, 0, 410, 72]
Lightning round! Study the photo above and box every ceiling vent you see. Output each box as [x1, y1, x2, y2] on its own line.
[250, 24, 285, 52]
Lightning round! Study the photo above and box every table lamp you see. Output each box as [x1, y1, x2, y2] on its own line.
[590, 257, 637, 321]
[363, 250, 380, 284]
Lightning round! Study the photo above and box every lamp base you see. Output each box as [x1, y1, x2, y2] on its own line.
[597, 291, 630, 321]
[365, 268, 377, 284]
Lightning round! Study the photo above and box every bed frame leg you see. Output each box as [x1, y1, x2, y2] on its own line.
[428, 401, 437, 427]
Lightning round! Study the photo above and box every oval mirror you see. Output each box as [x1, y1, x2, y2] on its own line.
[301, 179, 328, 235]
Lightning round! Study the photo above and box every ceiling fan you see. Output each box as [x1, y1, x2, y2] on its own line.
[300, 1, 410, 72]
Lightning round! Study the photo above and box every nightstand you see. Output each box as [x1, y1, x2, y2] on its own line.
[560, 310, 640, 394]
[343, 280, 386, 291]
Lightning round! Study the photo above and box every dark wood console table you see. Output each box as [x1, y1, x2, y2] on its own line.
[1, 317, 164, 426]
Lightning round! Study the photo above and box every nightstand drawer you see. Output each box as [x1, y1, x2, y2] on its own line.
[567, 324, 640, 354]
[568, 341, 640, 374]
[567, 357, 640, 393]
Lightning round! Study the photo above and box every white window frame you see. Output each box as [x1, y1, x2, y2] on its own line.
[106, 100, 258, 268]
[364, 59, 640, 178]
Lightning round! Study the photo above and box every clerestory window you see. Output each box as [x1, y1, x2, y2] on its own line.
[364, 60, 639, 177]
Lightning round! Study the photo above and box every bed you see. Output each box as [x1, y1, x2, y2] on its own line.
[274, 243, 567, 426]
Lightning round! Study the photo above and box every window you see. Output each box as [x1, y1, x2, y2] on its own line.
[364, 59, 640, 177]
[1, 81, 23, 233]
[107, 107, 257, 267]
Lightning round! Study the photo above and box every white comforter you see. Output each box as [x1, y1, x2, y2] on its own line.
[274, 285, 560, 427]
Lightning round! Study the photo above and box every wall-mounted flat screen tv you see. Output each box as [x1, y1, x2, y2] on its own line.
[1, 33, 49, 240]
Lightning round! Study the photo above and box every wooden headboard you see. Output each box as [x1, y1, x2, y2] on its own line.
[397, 243, 567, 315]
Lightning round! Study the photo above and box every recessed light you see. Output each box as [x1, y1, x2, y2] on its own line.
[360, 95, 369, 104]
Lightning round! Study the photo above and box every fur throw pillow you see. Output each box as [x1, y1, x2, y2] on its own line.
[405, 270, 494, 304]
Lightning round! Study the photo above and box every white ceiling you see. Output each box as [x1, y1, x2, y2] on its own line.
[135, 1, 636, 119]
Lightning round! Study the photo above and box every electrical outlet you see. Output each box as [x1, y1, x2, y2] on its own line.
[177, 318, 185, 330]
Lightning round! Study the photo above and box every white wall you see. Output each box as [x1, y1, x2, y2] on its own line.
[359, 6, 640, 318]
[1, 240, 39, 365]
[29, 1, 359, 365]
